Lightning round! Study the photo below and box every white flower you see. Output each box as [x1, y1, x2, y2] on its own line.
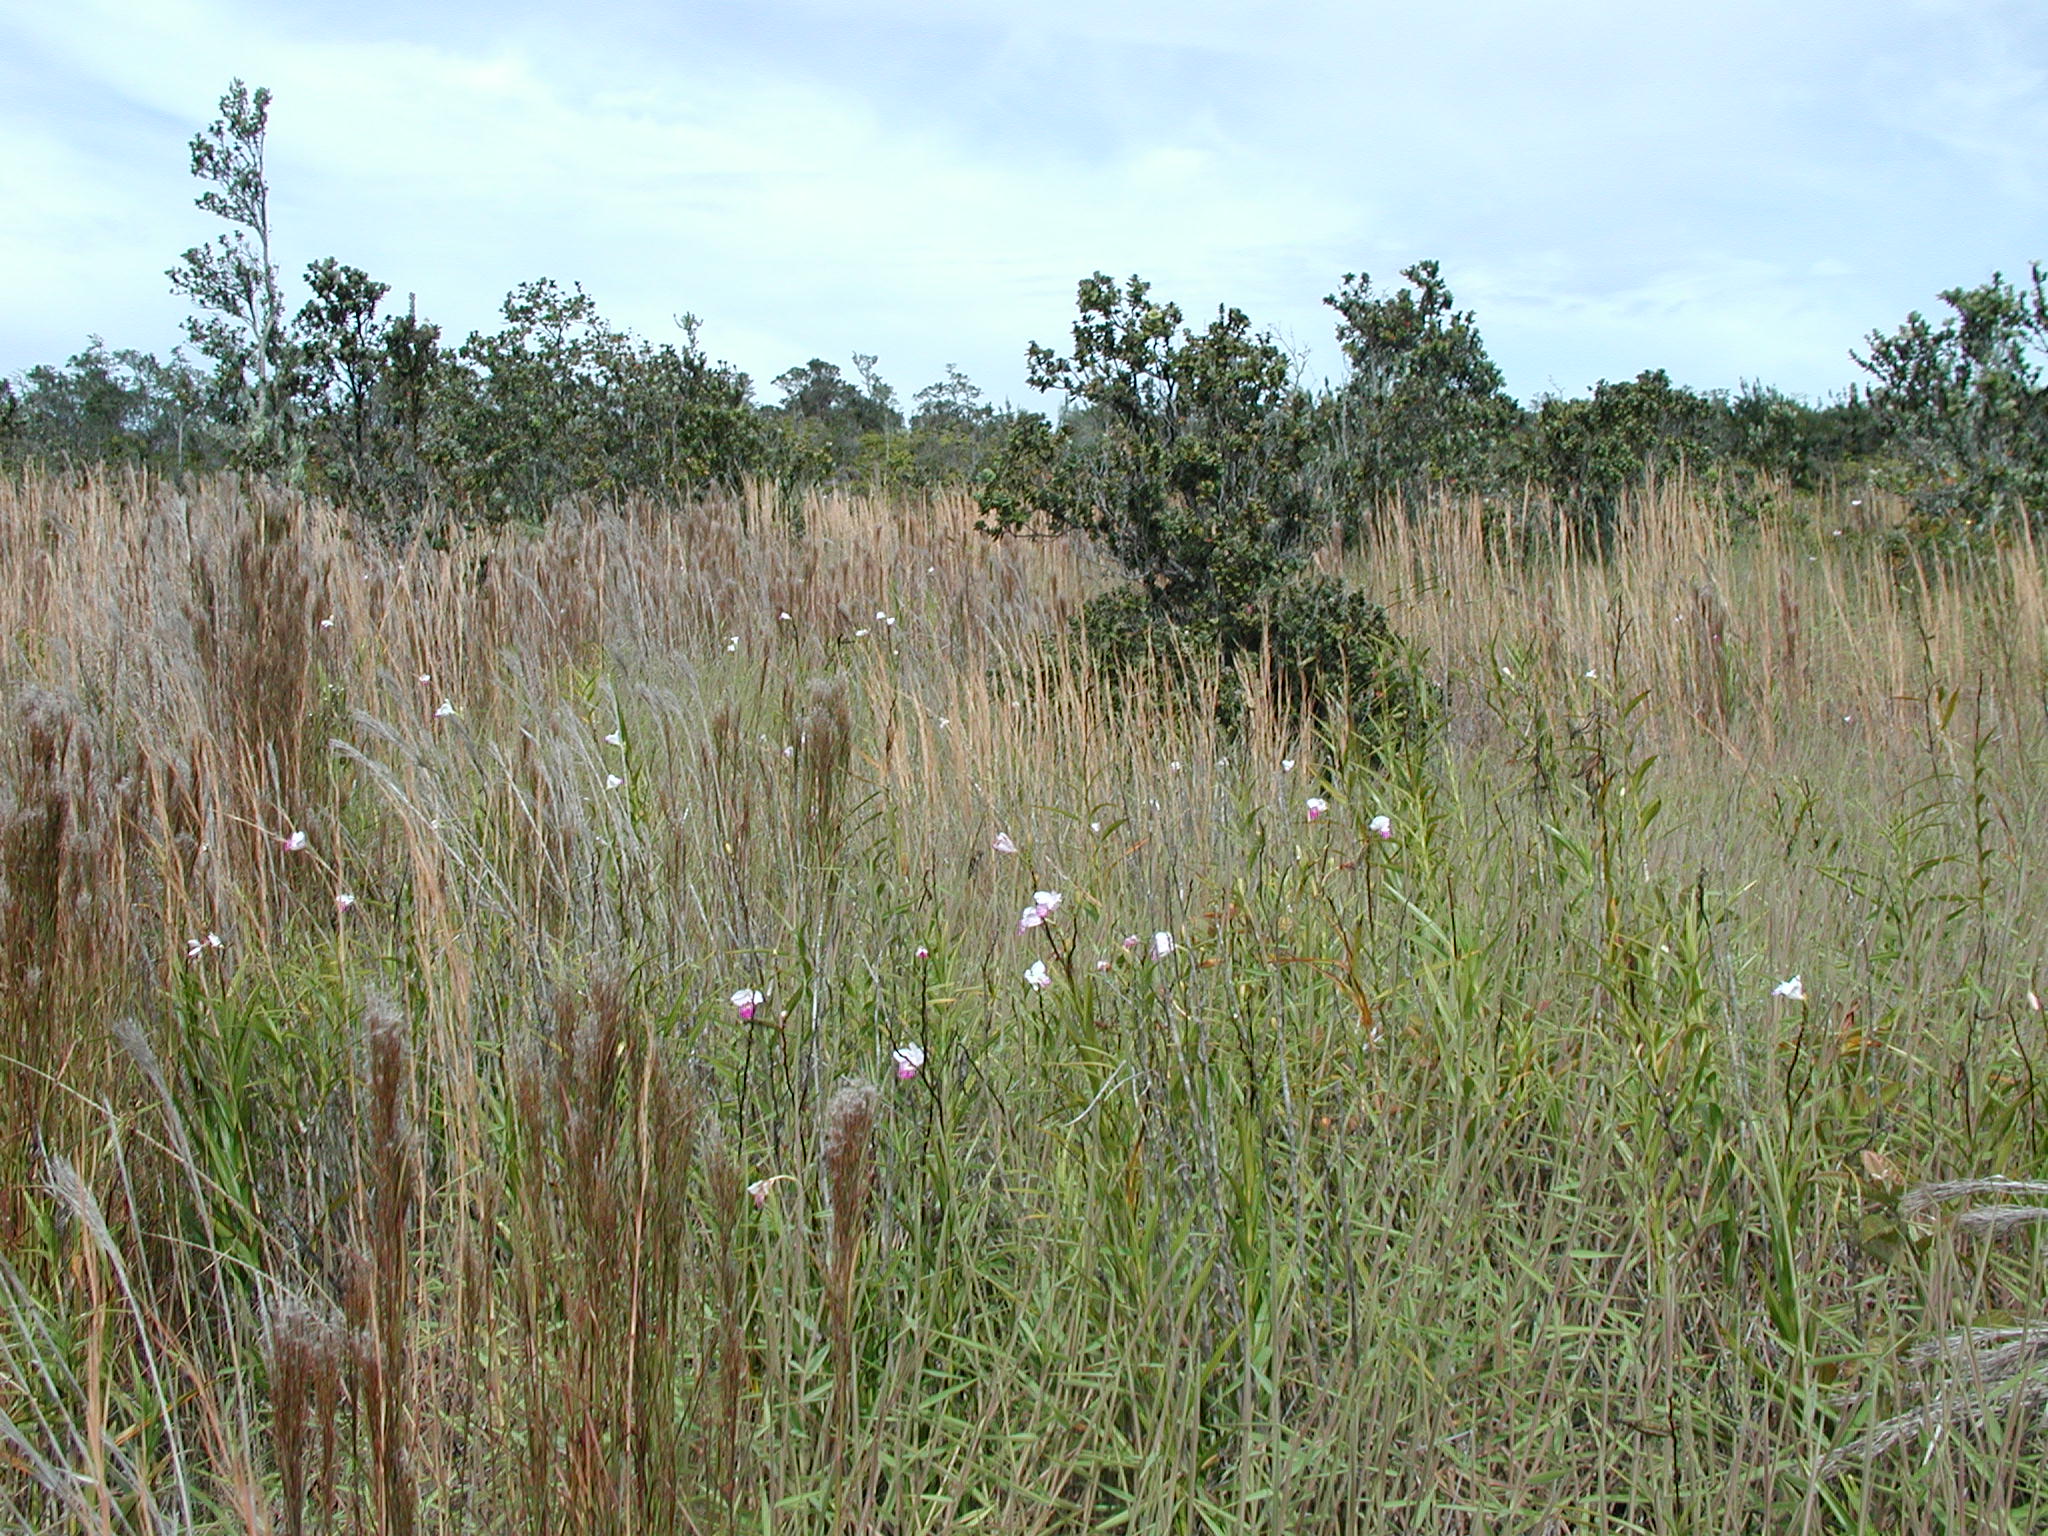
[731, 987, 766, 1020]
[1281, 758, 1295, 772]
[1152, 931, 1175, 959]
[779, 610, 792, 621]
[1018, 905, 1047, 932]
[281, 830, 308, 852]
[434, 699, 456, 718]
[992, 832, 1018, 855]
[2030, 990, 2043, 1013]
[1367, 814, 1393, 840]
[725, 636, 739, 652]
[335, 892, 356, 912]
[891, 1043, 926, 1081]
[1023, 960, 1052, 990]
[416, 672, 432, 685]
[1094, 958, 1112, 971]
[605, 774, 624, 791]
[603, 730, 624, 747]
[318, 615, 334, 629]
[1773, 975, 1805, 1002]
[1306, 797, 1328, 822]
[854, 627, 870, 638]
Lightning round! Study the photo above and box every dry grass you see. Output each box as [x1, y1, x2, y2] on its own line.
[3, 466, 2048, 1532]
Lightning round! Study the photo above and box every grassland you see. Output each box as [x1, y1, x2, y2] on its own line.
[3, 470, 2048, 1533]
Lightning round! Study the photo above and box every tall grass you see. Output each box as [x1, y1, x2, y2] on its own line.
[3, 467, 2047, 1532]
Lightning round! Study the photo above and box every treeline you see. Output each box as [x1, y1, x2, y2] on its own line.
[4, 80, 2046, 546]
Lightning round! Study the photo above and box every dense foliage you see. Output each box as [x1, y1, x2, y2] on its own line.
[978, 274, 1420, 735]
[1856, 265, 2048, 539]
[1321, 261, 1519, 523]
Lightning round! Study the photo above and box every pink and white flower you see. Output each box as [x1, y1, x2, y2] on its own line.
[992, 832, 1019, 855]
[1306, 797, 1328, 822]
[731, 987, 767, 1020]
[1367, 814, 1393, 840]
[891, 1043, 926, 1081]
[1017, 890, 1063, 933]
[1023, 960, 1052, 990]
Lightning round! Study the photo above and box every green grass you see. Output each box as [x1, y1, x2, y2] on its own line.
[3, 473, 2048, 1532]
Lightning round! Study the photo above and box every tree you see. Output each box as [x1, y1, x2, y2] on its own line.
[904, 365, 1004, 484]
[768, 356, 904, 485]
[438, 280, 759, 520]
[4, 342, 220, 474]
[1855, 266, 2048, 534]
[295, 258, 391, 497]
[1323, 261, 1518, 520]
[911, 366, 994, 435]
[168, 80, 294, 468]
[1709, 382, 1886, 495]
[1524, 370, 1714, 547]
[980, 274, 1419, 735]
[377, 297, 444, 511]
[983, 274, 1325, 612]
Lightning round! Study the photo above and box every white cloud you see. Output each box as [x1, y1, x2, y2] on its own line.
[3, 0, 2045, 405]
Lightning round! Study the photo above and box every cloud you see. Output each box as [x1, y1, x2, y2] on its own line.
[3, 0, 2045, 405]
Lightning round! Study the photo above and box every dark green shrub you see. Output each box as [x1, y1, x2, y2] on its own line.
[1075, 573, 1426, 739]
[1321, 261, 1519, 525]
[980, 273, 1423, 740]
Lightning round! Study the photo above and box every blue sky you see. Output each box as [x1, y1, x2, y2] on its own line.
[2, 0, 2043, 410]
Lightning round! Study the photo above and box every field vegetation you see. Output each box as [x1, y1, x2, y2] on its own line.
[3, 466, 2048, 1533]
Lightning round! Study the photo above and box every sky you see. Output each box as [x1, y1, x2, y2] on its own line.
[2, 0, 2044, 411]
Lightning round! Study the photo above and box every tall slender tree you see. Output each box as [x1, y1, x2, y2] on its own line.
[168, 80, 293, 468]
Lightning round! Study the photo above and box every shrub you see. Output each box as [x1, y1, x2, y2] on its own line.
[980, 273, 1422, 738]
[1856, 265, 2048, 535]
[1321, 261, 1519, 524]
